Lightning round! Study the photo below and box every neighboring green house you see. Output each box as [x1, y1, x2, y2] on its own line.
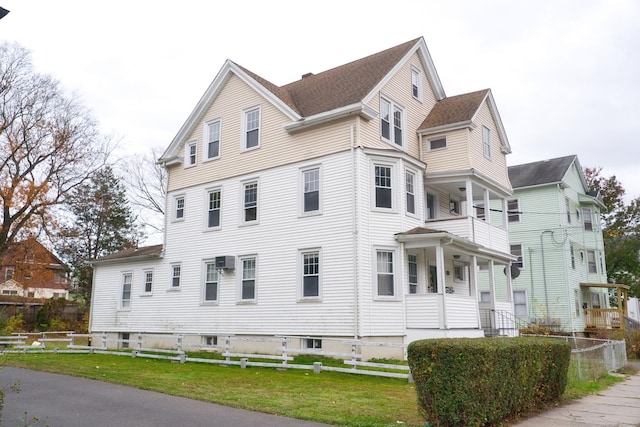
[505, 155, 608, 333]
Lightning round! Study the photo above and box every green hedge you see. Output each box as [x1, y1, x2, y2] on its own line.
[407, 337, 571, 426]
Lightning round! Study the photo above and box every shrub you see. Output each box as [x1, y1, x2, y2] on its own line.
[407, 337, 571, 426]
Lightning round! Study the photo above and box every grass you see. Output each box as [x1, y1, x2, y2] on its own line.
[0, 351, 635, 426]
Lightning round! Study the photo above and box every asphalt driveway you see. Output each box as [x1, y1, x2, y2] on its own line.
[1, 367, 330, 427]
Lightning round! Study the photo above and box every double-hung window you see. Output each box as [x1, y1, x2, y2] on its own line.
[204, 261, 219, 302]
[121, 272, 132, 309]
[565, 198, 572, 224]
[411, 66, 422, 100]
[206, 120, 221, 159]
[405, 171, 416, 215]
[301, 250, 320, 298]
[171, 264, 181, 288]
[513, 290, 527, 316]
[510, 244, 524, 269]
[207, 189, 221, 228]
[408, 254, 418, 294]
[507, 199, 520, 223]
[426, 193, 437, 219]
[302, 168, 320, 214]
[587, 250, 597, 273]
[173, 195, 185, 221]
[243, 181, 258, 223]
[143, 270, 153, 294]
[482, 126, 491, 159]
[380, 98, 404, 147]
[244, 107, 260, 150]
[186, 142, 197, 166]
[374, 165, 392, 209]
[583, 207, 593, 231]
[376, 250, 395, 297]
[240, 257, 256, 301]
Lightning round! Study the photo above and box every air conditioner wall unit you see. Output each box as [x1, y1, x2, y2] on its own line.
[215, 256, 235, 269]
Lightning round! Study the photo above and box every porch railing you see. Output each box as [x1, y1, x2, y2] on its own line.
[584, 308, 623, 330]
[479, 309, 527, 337]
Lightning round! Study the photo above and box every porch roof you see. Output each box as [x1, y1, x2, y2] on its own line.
[580, 282, 630, 290]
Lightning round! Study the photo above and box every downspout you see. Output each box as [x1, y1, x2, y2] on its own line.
[558, 183, 575, 332]
[351, 123, 359, 340]
[528, 247, 535, 320]
[540, 230, 552, 322]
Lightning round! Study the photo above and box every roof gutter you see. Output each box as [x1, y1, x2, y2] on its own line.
[89, 252, 164, 267]
[417, 120, 475, 136]
[283, 103, 376, 133]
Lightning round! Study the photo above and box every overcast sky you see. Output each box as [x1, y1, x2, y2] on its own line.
[2, 0, 639, 201]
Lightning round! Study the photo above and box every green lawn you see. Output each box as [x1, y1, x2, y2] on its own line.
[0, 352, 632, 426]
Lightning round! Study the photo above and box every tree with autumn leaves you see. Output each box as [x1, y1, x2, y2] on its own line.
[585, 167, 640, 297]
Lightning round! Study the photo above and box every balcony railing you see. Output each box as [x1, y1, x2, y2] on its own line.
[426, 216, 508, 252]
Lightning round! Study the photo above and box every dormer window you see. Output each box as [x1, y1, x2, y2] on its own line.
[243, 107, 260, 150]
[428, 137, 446, 150]
[482, 126, 491, 159]
[185, 142, 197, 167]
[411, 66, 422, 101]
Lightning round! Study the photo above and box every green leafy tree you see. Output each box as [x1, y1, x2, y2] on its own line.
[56, 166, 140, 304]
[584, 167, 640, 297]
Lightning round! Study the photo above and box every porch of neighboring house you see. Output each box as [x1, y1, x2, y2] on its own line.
[581, 283, 640, 332]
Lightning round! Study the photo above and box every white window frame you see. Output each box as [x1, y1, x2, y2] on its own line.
[475, 203, 486, 221]
[299, 248, 321, 300]
[238, 256, 257, 302]
[583, 207, 593, 231]
[380, 96, 405, 148]
[374, 248, 396, 299]
[587, 250, 598, 274]
[304, 338, 322, 349]
[507, 199, 520, 223]
[408, 253, 418, 294]
[185, 141, 197, 167]
[204, 119, 221, 161]
[449, 195, 460, 215]
[4, 267, 13, 280]
[301, 166, 321, 216]
[373, 162, 394, 211]
[120, 272, 132, 310]
[206, 188, 222, 229]
[173, 195, 185, 222]
[203, 260, 219, 303]
[411, 66, 422, 101]
[242, 106, 261, 151]
[170, 263, 182, 290]
[570, 244, 576, 269]
[453, 261, 466, 283]
[142, 269, 153, 295]
[428, 136, 447, 151]
[510, 243, 524, 269]
[241, 180, 259, 224]
[513, 290, 528, 317]
[405, 170, 416, 216]
[565, 197, 572, 224]
[482, 126, 491, 159]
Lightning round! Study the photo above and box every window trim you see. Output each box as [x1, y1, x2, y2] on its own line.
[583, 207, 593, 231]
[142, 269, 153, 295]
[482, 126, 491, 159]
[120, 271, 133, 310]
[170, 263, 182, 290]
[449, 195, 460, 215]
[202, 260, 220, 304]
[238, 255, 257, 303]
[242, 106, 261, 151]
[173, 194, 185, 222]
[411, 66, 422, 101]
[513, 290, 528, 317]
[372, 162, 395, 212]
[205, 187, 222, 230]
[408, 253, 418, 294]
[204, 119, 222, 161]
[379, 96, 405, 148]
[426, 191, 438, 220]
[587, 249, 598, 274]
[510, 243, 524, 269]
[453, 261, 466, 283]
[427, 136, 447, 151]
[507, 199, 520, 223]
[185, 141, 197, 167]
[241, 180, 259, 225]
[405, 169, 417, 216]
[374, 248, 397, 299]
[299, 248, 321, 301]
[300, 165, 322, 216]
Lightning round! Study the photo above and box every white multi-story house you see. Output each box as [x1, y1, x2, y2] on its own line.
[90, 37, 517, 358]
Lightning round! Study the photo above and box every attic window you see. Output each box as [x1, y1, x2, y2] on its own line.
[428, 137, 446, 150]
[411, 67, 422, 101]
[380, 97, 404, 147]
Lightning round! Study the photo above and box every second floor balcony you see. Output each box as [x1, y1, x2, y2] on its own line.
[425, 216, 509, 254]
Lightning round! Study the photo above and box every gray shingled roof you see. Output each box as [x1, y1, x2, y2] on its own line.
[96, 244, 163, 262]
[235, 38, 422, 117]
[419, 89, 489, 130]
[508, 155, 577, 189]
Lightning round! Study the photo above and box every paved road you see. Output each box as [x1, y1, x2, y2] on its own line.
[0, 367, 330, 427]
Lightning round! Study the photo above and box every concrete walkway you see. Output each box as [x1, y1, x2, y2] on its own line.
[514, 373, 640, 426]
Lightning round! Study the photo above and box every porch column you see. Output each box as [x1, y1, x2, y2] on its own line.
[483, 188, 490, 223]
[471, 255, 481, 329]
[505, 262, 513, 303]
[488, 259, 496, 309]
[502, 198, 509, 229]
[464, 181, 473, 217]
[436, 243, 447, 329]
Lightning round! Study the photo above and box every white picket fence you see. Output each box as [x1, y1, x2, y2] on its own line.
[0, 332, 412, 381]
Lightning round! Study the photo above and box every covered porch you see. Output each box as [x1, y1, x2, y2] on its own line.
[581, 283, 632, 331]
[396, 227, 516, 337]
